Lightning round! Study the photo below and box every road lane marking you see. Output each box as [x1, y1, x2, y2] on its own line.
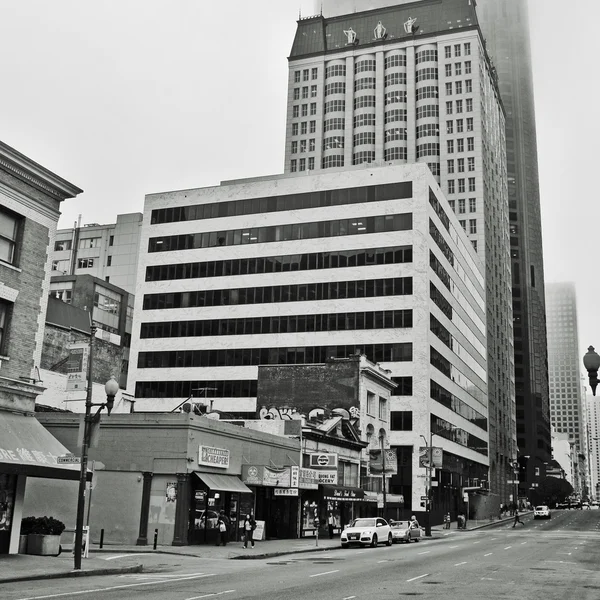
[504, 546, 512, 550]
[186, 592, 235, 600]
[521, 542, 527, 545]
[343, 597, 356, 600]
[104, 553, 148, 560]
[417, 551, 430, 554]
[473, 541, 480, 544]
[481, 577, 500, 581]
[449, 545, 459, 549]
[16, 573, 217, 600]
[310, 570, 340, 578]
[484, 553, 493, 557]
[406, 574, 429, 582]
[377, 560, 389, 563]
[454, 562, 468, 566]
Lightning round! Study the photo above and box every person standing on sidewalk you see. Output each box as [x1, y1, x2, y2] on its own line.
[243, 514, 256, 549]
[328, 513, 335, 539]
[512, 508, 524, 528]
[216, 510, 230, 546]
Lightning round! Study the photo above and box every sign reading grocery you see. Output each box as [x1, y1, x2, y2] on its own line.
[198, 446, 230, 468]
[317, 470, 338, 485]
[309, 453, 338, 469]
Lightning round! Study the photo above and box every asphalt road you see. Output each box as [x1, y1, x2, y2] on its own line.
[3, 510, 600, 600]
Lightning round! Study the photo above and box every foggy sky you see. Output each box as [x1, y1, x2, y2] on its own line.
[0, 0, 598, 367]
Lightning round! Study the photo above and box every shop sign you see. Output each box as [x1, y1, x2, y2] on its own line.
[317, 470, 338, 485]
[198, 446, 230, 469]
[322, 485, 364, 501]
[309, 453, 338, 469]
[242, 465, 291, 487]
[291, 466, 319, 489]
[274, 488, 299, 497]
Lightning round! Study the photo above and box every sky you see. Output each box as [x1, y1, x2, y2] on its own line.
[0, 0, 598, 366]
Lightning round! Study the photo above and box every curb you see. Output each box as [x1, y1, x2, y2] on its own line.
[231, 544, 343, 560]
[0, 564, 143, 585]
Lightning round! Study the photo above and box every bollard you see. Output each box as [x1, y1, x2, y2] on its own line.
[153, 529, 158, 550]
[99, 529, 104, 549]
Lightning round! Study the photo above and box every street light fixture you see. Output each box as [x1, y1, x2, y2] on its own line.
[583, 346, 600, 395]
[74, 324, 119, 570]
[420, 433, 432, 537]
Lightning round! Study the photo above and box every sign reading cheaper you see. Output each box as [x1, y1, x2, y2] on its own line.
[198, 446, 230, 468]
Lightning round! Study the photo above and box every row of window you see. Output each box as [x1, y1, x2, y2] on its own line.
[384, 72, 406, 86]
[151, 182, 412, 225]
[384, 54, 406, 69]
[293, 85, 318, 100]
[291, 139, 316, 153]
[458, 219, 478, 235]
[142, 277, 413, 311]
[354, 113, 375, 128]
[445, 98, 473, 114]
[325, 99, 345, 114]
[415, 67, 438, 82]
[443, 43, 471, 59]
[291, 121, 317, 136]
[353, 151, 375, 165]
[416, 123, 439, 139]
[149, 212, 412, 253]
[445, 80, 472, 95]
[428, 189, 450, 231]
[294, 68, 318, 83]
[385, 108, 407, 123]
[138, 343, 413, 369]
[136, 379, 258, 399]
[322, 155, 344, 169]
[290, 158, 315, 172]
[354, 96, 376, 109]
[323, 136, 344, 150]
[415, 49, 438, 64]
[444, 61, 472, 77]
[324, 117, 345, 132]
[431, 415, 487, 456]
[385, 90, 406, 105]
[447, 138, 475, 153]
[430, 251, 451, 290]
[446, 118, 474, 134]
[416, 85, 438, 101]
[355, 59, 376, 74]
[140, 309, 413, 339]
[447, 178, 476, 193]
[145, 245, 413, 282]
[416, 143, 439, 158]
[354, 132, 375, 146]
[292, 103, 317, 118]
[325, 64, 346, 78]
[385, 128, 406, 142]
[430, 282, 452, 320]
[355, 77, 376, 92]
[429, 220, 454, 267]
[325, 82, 345, 96]
[447, 198, 477, 214]
[447, 156, 475, 175]
[384, 147, 407, 161]
[416, 104, 439, 119]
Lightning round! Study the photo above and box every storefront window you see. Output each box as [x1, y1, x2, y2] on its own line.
[0, 474, 16, 552]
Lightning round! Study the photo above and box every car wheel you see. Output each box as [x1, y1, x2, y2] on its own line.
[387, 533, 393, 546]
[341, 543, 349, 549]
[371, 534, 378, 548]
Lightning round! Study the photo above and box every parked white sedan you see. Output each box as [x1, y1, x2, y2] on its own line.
[341, 517, 392, 548]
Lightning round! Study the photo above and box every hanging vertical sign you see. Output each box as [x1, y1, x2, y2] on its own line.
[66, 343, 89, 392]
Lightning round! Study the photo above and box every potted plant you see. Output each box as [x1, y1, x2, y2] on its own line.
[19, 516, 36, 553]
[25, 516, 65, 556]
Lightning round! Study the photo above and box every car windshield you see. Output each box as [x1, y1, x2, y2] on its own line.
[535, 506, 548, 510]
[390, 521, 408, 529]
[352, 519, 376, 528]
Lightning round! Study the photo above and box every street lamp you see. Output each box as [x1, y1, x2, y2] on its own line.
[420, 433, 432, 537]
[583, 346, 600, 396]
[73, 325, 119, 570]
[378, 431, 387, 519]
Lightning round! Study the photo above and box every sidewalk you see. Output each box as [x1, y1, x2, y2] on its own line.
[0, 516, 525, 585]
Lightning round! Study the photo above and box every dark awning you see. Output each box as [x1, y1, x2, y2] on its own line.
[0, 411, 89, 481]
[194, 472, 252, 494]
[322, 485, 369, 502]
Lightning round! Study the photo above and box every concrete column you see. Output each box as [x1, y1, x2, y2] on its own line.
[172, 472, 190, 546]
[136, 471, 153, 546]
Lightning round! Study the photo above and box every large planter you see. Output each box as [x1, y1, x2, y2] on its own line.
[19, 534, 28, 554]
[27, 534, 61, 556]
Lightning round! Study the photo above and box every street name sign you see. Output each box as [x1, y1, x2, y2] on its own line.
[57, 454, 81, 464]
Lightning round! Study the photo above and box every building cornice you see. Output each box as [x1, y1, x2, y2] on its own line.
[0, 141, 83, 201]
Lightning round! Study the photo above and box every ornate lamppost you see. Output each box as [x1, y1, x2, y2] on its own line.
[583, 346, 600, 396]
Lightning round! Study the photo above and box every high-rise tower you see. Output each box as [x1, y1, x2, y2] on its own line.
[477, 0, 552, 489]
[284, 0, 515, 499]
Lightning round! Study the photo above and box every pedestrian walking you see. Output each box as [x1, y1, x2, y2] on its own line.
[243, 513, 256, 549]
[512, 509, 524, 528]
[328, 512, 335, 539]
[216, 510, 230, 546]
[410, 514, 420, 529]
[445, 512, 451, 529]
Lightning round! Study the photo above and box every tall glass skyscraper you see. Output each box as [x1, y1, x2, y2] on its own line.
[477, 0, 552, 493]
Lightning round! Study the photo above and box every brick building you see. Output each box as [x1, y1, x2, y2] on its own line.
[0, 140, 83, 554]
